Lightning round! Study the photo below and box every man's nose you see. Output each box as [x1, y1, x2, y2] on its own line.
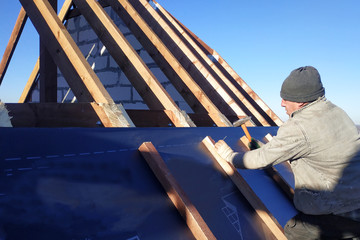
[281, 99, 286, 107]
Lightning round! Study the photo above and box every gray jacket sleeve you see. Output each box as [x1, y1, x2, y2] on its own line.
[231, 120, 311, 169]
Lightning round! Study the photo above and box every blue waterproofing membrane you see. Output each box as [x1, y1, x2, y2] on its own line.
[0, 127, 297, 240]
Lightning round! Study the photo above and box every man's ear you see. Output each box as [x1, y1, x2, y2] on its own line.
[299, 102, 309, 108]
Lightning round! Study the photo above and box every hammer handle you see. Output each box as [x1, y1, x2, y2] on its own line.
[241, 124, 252, 142]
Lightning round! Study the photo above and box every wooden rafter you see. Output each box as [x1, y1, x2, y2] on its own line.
[18, 0, 134, 127]
[106, 0, 232, 127]
[139, 142, 217, 240]
[153, 2, 272, 127]
[73, 0, 194, 127]
[0, 7, 27, 85]
[130, 0, 249, 120]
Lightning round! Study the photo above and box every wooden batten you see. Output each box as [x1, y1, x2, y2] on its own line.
[130, 0, 250, 119]
[19, 59, 39, 103]
[73, 0, 194, 127]
[106, 0, 232, 127]
[201, 136, 287, 240]
[19, 0, 133, 127]
[0, 7, 27, 84]
[139, 142, 217, 240]
[261, 134, 294, 199]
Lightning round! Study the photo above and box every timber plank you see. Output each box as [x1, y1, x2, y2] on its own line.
[7, 103, 240, 127]
[201, 136, 287, 240]
[139, 142, 216, 240]
[18, 0, 133, 127]
[73, 0, 194, 127]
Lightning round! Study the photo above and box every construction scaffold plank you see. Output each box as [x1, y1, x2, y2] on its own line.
[19, 0, 134, 127]
[139, 141, 216, 240]
[73, 0, 194, 127]
[106, 0, 231, 127]
[201, 136, 287, 240]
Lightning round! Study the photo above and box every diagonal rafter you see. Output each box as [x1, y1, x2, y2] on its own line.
[72, 0, 195, 127]
[153, 1, 272, 127]
[104, 0, 231, 127]
[19, 0, 134, 127]
[170, 11, 283, 126]
[0, 7, 27, 85]
[130, 0, 250, 120]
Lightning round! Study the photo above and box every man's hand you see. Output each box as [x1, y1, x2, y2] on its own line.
[248, 138, 262, 150]
[215, 140, 237, 163]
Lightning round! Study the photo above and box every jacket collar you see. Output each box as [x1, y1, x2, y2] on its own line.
[290, 96, 326, 118]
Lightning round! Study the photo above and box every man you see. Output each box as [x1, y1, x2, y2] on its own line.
[216, 66, 360, 239]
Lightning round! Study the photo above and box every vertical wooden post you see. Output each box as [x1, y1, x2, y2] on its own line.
[40, 0, 57, 102]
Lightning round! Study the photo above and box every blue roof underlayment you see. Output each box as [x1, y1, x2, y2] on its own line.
[0, 127, 297, 239]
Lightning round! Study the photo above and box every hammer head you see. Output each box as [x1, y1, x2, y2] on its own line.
[233, 116, 252, 127]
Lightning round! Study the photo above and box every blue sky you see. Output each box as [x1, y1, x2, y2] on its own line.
[1, 1, 359, 124]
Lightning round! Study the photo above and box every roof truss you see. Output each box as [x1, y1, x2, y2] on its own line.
[1, 0, 282, 127]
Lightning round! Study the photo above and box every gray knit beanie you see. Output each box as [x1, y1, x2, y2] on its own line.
[280, 66, 325, 102]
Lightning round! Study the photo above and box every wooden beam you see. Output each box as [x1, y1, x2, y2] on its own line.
[6, 103, 101, 127]
[40, 0, 57, 102]
[19, 0, 73, 103]
[261, 134, 294, 200]
[0, 7, 27, 85]
[201, 136, 287, 240]
[73, 0, 194, 127]
[130, 0, 248, 119]
[153, 2, 271, 127]
[6, 103, 242, 127]
[19, 0, 133, 127]
[139, 142, 216, 240]
[106, 0, 231, 127]
[19, 59, 39, 103]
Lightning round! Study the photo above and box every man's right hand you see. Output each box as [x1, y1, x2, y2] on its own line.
[248, 138, 262, 150]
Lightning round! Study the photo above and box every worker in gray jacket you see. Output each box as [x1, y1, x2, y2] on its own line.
[216, 66, 360, 239]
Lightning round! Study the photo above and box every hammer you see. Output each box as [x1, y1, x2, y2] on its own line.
[233, 116, 252, 142]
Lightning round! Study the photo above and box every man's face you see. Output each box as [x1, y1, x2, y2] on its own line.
[281, 99, 305, 116]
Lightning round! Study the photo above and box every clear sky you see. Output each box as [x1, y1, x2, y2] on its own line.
[1, 1, 359, 124]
